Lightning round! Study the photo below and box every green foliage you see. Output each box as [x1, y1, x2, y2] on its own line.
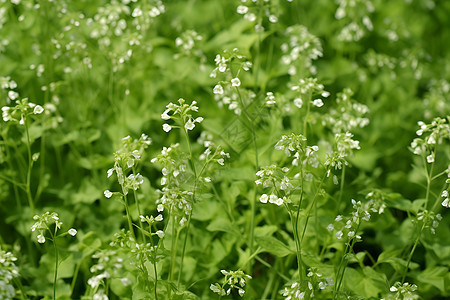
[0, 0, 449, 299]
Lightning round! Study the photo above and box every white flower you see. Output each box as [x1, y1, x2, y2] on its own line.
[336, 231, 343, 239]
[33, 105, 44, 114]
[155, 230, 165, 238]
[37, 234, 45, 243]
[107, 168, 114, 178]
[237, 5, 248, 14]
[231, 77, 241, 87]
[312, 99, 324, 107]
[217, 158, 224, 165]
[185, 120, 195, 130]
[442, 198, 450, 208]
[260, 194, 268, 203]
[390, 286, 398, 292]
[163, 123, 172, 132]
[427, 154, 434, 163]
[294, 97, 303, 108]
[213, 84, 224, 95]
[68, 228, 77, 236]
[155, 214, 163, 221]
[104, 190, 113, 198]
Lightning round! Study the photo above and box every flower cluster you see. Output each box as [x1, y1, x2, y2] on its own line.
[87, 249, 131, 299]
[281, 25, 323, 76]
[325, 132, 361, 171]
[335, 0, 374, 42]
[322, 88, 370, 133]
[327, 198, 384, 241]
[210, 269, 252, 297]
[151, 143, 187, 187]
[105, 134, 151, 197]
[388, 282, 419, 300]
[211, 49, 253, 115]
[289, 78, 329, 109]
[274, 133, 320, 179]
[2, 98, 44, 124]
[0, 76, 18, 104]
[0, 248, 20, 300]
[174, 30, 205, 63]
[236, 0, 280, 31]
[281, 268, 334, 299]
[161, 98, 203, 132]
[416, 210, 442, 235]
[31, 212, 77, 244]
[140, 214, 165, 239]
[410, 117, 450, 164]
[256, 165, 292, 206]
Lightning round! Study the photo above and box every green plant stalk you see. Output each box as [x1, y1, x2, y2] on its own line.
[147, 228, 158, 300]
[235, 87, 259, 263]
[177, 162, 208, 287]
[336, 165, 346, 213]
[303, 91, 312, 138]
[288, 207, 303, 282]
[294, 168, 305, 283]
[53, 238, 58, 300]
[402, 150, 436, 282]
[24, 118, 35, 213]
[132, 166, 145, 242]
[123, 194, 136, 240]
[169, 214, 181, 283]
[334, 234, 357, 299]
[301, 172, 327, 243]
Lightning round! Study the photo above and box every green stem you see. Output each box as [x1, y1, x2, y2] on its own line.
[24, 118, 35, 213]
[132, 167, 145, 242]
[53, 238, 59, 300]
[123, 194, 136, 240]
[337, 165, 346, 213]
[401, 223, 425, 283]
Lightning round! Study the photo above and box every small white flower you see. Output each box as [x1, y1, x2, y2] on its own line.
[312, 99, 324, 107]
[163, 123, 172, 132]
[260, 194, 268, 203]
[390, 286, 398, 292]
[213, 84, 224, 95]
[104, 190, 113, 198]
[107, 168, 114, 178]
[185, 119, 195, 130]
[231, 77, 241, 87]
[155, 230, 165, 238]
[68, 228, 77, 236]
[442, 198, 450, 208]
[294, 97, 303, 108]
[237, 5, 248, 14]
[427, 154, 434, 163]
[217, 158, 224, 165]
[336, 231, 343, 239]
[37, 234, 45, 243]
[33, 105, 44, 114]
[155, 214, 163, 221]
[157, 204, 164, 212]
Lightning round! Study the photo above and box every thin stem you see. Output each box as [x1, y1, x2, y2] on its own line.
[123, 194, 136, 240]
[132, 166, 145, 242]
[53, 237, 59, 300]
[337, 165, 346, 213]
[401, 223, 425, 283]
[24, 118, 35, 213]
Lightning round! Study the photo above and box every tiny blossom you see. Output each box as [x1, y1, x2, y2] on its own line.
[426, 154, 434, 163]
[213, 84, 224, 95]
[104, 190, 113, 198]
[68, 228, 77, 236]
[312, 99, 324, 107]
[260, 194, 268, 203]
[231, 77, 241, 87]
[33, 105, 44, 114]
[237, 5, 248, 14]
[294, 97, 303, 108]
[163, 123, 171, 132]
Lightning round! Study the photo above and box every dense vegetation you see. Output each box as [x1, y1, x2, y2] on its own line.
[0, 0, 449, 299]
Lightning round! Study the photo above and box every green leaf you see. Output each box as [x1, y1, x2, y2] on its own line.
[206, 217, 238, 235]
[416, 266, 448, 293]
[255, 236, 294, 257]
